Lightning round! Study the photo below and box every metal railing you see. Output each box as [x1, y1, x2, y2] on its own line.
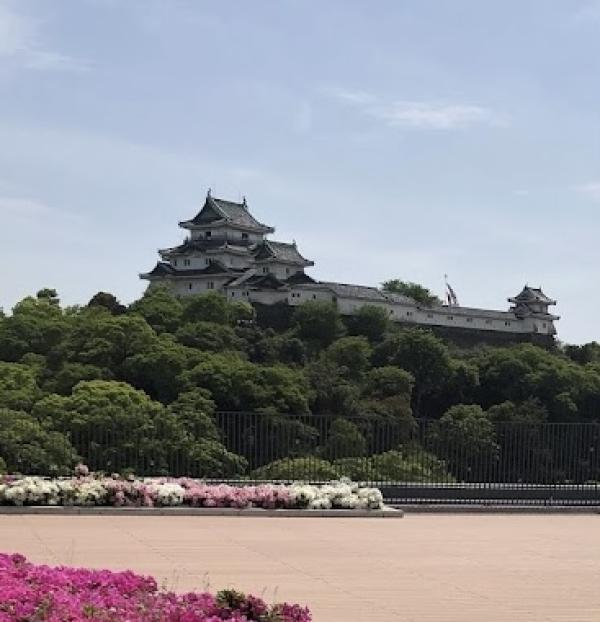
[59, 413, 600, 505]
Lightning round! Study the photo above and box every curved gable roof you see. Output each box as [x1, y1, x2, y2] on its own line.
[180, 194, 274, 232]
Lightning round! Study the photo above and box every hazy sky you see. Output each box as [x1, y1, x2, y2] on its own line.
[1, 0, 599, 344]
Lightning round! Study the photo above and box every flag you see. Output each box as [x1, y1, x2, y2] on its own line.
[444, 276, 459, 306]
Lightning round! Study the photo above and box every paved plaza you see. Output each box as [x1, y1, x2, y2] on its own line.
[1, 513, 599, 621]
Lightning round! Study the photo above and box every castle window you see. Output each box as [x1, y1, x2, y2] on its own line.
[505, 321, 511, 327]
[231, 291, 235, 297]
[286, 267, 290, 274]
[184, 259, 191, 266]
[427, 313, 434, 319]
[466, 318, 473, 323]
[242, 232, 248, 240]
[313, 294, 317, 300]
[174, 259, 178, 267]
[486, 319, 492, 325]
[543, 322, 547, 328]
[207, 281, 214, 289]
[263, 267, 269, 274]
[188, 283, 193, 291]
[205, 231, 212, 239]
[406, 311, 413, 317]
[447, 316, 454, 321]
[205, 259, 210, 265]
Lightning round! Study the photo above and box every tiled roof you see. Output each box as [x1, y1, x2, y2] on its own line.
[300, 282, 389, 302]
[382, 291, 419, 306]
[180, 194, 274, 232]
[286, 271, 316, 285]
[509, 286, 555, 305]
[141, 262, 175, 278]
[253, 240, 313, 265]
[244, 273, 288, 290]
[141, 260, 244, 280]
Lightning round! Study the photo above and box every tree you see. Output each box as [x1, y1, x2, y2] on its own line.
[306, 357, 361, 417]
[346, 305, 389, 342]
[381, 280, 441, 306]
[320, 418, 367, 459]
[88, 292, 127, 315]
[360, 366, 415, 433]
[292, 301, 345, 348]
[121, 334, 190, 402]
[41, 362, 111, 396]
[323, 336, 372, 381]
[364, 366, 414, 400]
[59, 309, 156, 371]
[0, 408, 78, 475]
[0, 362, 42, 411]
[181, 353, 310, 414]
[487, 398, 548, 424]
[129, 285, 183, 334]
[36, 288, 60, 306]
[182, 292, 231, 325]
[563, 342, 600, 365]
[373, 329, 453, 417]
[428, 404, 498, 481]
[175, 321, 241, 352]
[32, 379, 246, 476]
[0, 296, 67, 361]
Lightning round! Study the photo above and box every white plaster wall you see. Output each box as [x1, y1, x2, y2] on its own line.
[171, 277, 230, 296]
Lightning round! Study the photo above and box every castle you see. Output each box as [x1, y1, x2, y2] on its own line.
[141, 192, 559, 342]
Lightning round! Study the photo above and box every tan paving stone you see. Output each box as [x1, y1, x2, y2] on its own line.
[0, 514, 599, 621]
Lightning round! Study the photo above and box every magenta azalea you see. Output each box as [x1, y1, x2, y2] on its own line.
[0, 553, 311, 621]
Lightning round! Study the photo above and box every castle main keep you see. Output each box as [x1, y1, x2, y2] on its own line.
[141, 192, 559, 342]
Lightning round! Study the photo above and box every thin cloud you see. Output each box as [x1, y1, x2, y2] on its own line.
[328, 87, 506, 130]
[0, 196, 53, 215]
[572, 1, 600, 24]
[0, 3, 89, 72]
[575, 182, 600, 201]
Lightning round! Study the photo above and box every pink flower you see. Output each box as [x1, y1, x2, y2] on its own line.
[0, 553, 311, 621]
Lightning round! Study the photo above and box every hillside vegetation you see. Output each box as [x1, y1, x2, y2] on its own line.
[1, 286, 599, 477]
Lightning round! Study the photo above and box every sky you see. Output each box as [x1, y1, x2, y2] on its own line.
[0, 0, 599, 344]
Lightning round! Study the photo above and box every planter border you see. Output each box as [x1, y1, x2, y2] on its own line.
[0, 506, 403, 518]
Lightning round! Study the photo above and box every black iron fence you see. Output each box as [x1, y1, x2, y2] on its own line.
[65, 413, 600, 505]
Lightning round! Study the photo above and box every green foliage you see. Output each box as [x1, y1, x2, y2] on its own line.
[3, 285, 600, 480]
[0, 296, 67, 361]
[251, 457, 340, 481]
[182, 353, 310, 414]
[88, 292, 127, 315]
[292, 301, 345, 347]
[487, 398, 548, 424]
[181, 292, 231, 325]
[428, 404, 498, 480]
[175, 321, 241, 352]
[373, 328, 453, 416]
[381, 280, 442, 306]
[0, 408, 78, 475]
[334, 449, 452, 483]
[0, 362, 42, 410]
[129, 285, 183, 333]
[121, 334, 190, 402]
[323, 336, 372, 380]
[320, 418, 367, 459]
[346, 305, 390, 342]
[36, 288, 60, 305]
[364, 366, 414, 399]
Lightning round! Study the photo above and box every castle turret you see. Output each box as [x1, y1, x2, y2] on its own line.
[508, 286, 559, 335]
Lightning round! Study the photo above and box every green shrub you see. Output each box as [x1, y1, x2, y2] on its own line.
[250, 457, 340, 481]
[334, 449, 453, 483]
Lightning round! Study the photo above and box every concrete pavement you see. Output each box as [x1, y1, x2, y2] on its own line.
[1, 514, 599, 621]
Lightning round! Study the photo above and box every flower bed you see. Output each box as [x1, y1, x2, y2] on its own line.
[0, 476, 384, 510]
[0, 553, 311, 621]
